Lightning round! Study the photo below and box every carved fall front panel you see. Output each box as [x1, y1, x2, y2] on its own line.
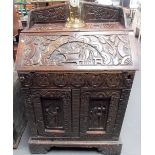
[20, 33, 132, 67]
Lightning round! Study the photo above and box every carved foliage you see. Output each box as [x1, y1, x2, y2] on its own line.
[83, 4, 121, 22]
[29, 5, 67, 27]
[20, 34, 132, 67]
[28, 3, 124, 28]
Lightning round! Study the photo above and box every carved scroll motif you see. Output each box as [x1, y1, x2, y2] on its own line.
[29, 5, 67, 27]
[21, 34, 132, 66]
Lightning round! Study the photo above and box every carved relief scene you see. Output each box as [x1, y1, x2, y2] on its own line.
[21, 33, 132, 67]
[88, 97, 110, 131]
[41, 97, 64, 130]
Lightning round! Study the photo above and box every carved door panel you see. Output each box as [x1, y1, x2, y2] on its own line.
[80, 89, 121, 140]
[31, 89, 71, 137]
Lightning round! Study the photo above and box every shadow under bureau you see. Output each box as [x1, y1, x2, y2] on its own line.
[15, 3, 138, 155]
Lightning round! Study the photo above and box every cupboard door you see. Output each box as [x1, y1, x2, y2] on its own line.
[80, 89, 121, 140]
[31, 89, 71, 137]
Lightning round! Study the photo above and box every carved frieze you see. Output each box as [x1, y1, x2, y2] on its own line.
[52, 74, 68, 87]
[28, 3, 125, 28]
[18, 72, 134, 89]
[20, 33, 132, 67]
[35, 73, 50, 87]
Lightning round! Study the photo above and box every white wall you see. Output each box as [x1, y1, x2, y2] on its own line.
[120, 71, 141, 155]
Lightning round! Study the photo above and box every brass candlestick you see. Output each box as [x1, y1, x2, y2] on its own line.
[65, 0, 85, 28]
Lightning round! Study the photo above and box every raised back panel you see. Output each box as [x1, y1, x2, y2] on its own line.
[83, 3, 124, 24]
[28, 3, 125, 28]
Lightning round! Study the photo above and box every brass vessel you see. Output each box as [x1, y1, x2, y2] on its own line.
[65, 0, 85, 28]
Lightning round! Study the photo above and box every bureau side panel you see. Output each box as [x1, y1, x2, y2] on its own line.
[22, 89, 38, 136]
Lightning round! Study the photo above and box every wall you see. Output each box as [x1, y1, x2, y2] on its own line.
[121, 71, 141, 155]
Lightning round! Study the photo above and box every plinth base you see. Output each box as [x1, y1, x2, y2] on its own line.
[29, 138, 122, 155]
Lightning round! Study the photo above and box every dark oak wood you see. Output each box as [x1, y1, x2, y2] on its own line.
[15, 32, 138, 71]
[15, 3, 138, 154]
[27, 3, 126, 28]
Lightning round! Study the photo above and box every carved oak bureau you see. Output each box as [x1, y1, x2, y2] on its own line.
[15, 3, 138, 155]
